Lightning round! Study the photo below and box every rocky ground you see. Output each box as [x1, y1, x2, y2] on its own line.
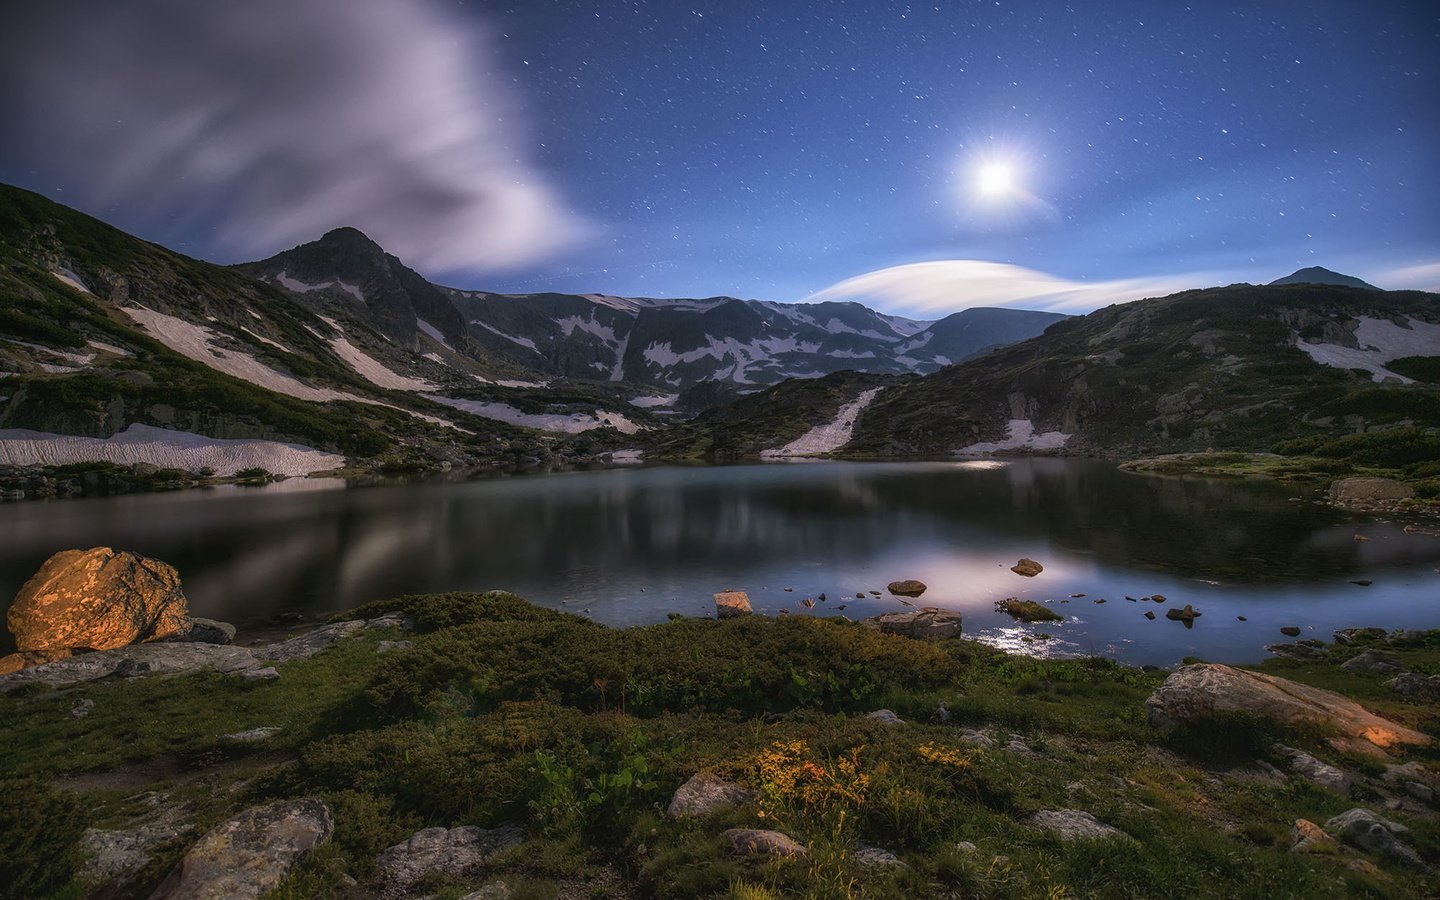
[0, 557, 1437, 898]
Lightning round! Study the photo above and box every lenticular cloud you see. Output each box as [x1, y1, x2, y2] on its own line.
[0, 0, 588, 272]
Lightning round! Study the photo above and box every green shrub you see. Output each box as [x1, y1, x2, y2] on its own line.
[0, 778, 87, 898]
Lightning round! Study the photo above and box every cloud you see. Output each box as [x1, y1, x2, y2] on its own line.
[804, 260, 1225, 315]
[1376, 261, 1440, 293]
[0, 0, 588, 272]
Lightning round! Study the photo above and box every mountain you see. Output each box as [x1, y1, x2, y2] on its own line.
[655, 282, 1440, 461]
[1269, 266, 1379, 290]
[0, 185, 653, 478]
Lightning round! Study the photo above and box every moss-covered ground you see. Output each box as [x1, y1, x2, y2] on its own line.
[1, 593, 1437, 899]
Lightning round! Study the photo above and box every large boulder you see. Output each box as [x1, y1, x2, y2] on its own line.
[1145, 663, 1430, 749]
[8, 548, 190, 652]
[1011, 558, 1044, 577]
[1387, 672, 1440, 702]
[713, 591, 752, 619]
[861, 607, 962, 640]
[150, 798, 332, 899]
[1324, 808, 1424, 868]
[887, 580, 927, 598]
[667, 772, 756, 818]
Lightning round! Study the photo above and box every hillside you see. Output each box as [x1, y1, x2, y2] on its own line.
[1270, 267, 1380, 291]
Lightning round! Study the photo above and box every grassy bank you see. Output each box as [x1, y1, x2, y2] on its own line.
[1, 593, 1437, 898]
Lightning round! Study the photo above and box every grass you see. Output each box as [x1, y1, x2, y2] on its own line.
[1, 593, 1437, 898]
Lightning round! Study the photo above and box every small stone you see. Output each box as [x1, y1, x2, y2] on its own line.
[723, 828, 808, 858]
[241, 667, 280, 681]
[854, 844, 905, 866]
[866, 709, 904, 726]
[1150, 594, 1167, 603]
[1237, 616, 1247, 621]
[1290, 819, 1336, 854]
[958, 729, 994, 749]
[1011, 558, 1044, 577]
[71, 697, 94, 718]
[220, 726, 281, 744]
[953, 841, 978, 854]
[1144, 611, 1156, 620]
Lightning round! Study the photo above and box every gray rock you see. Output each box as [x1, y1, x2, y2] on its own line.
[1274, 744, 1351, 794]
[1029, 809, 1132, 841]
[1328, 477, 1414, 504]
[177, 618, 236, 646]
[861, 607, 962, 640]
[887, 579, 927, 598]
[1324, 808, 1424, 868]
[220, 726, 281, 744]
[854, 844, 905, 866]
[1005, 736, 1038, 758]
[958, 729, 995, 749]
[0, 642, 260, 693]
[241, 667, 280, 681]
[377, 825, 523, 885]
[1387, 672, 1440, 702]
[1340, 650, 1406, 675]
[255, 620, 364, 662]
[460, 884, 513, 900]
[362, 612, 413, 631]
[150, 798, 332, 899]
[953, 841, 978, 854]
[71, 697, 94, 718]
[866, 709, 905, 726]
[1403, 781, 1435, 804]
[723, 828, 808, 858]
[377, 640, 413, 653]
[1290, 819, 1336, 855]
[666, 773, 756, 818]
[1386, 630, 1426, 647]
[1333, 627, 1386, 646]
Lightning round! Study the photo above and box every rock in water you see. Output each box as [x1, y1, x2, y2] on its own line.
[713, 590, 752, 619]
[1146, 663, 1431, 749]
[150, 798, 332, 899]
[1011, 558, 1044, 577]
[887, 579, 927, 598]
[1279, 626, 1301, 637]
[861, 607, 962, 640]
[667, 772, 756, 818]
[8, 548, 190, 652]
[1328, 477, 1414, 505]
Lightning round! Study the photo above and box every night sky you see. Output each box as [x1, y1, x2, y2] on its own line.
[2, 1, 1437, 314]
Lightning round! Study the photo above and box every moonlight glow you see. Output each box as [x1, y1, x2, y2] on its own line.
[976, 161, 1016, 198]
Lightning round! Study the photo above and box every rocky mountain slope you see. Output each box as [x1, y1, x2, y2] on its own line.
[657, 282, 1440, 464]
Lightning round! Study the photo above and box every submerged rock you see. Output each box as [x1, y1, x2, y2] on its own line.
[667, 772, 756, 818]
[150, 798, 332, 899]
[887, 579, 927, 598]
[861, 607, 962, 640]
[713, 590, 752, 619]
[1279, 626, 1301, 637]
[7, 547, 190, 653]
[723, 828, 808, 858]
[1145, 663, 1431, 749]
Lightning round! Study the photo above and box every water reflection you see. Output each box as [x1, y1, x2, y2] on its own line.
[1, 461, 1436, 665]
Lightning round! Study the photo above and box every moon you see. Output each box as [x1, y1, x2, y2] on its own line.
[975, 161, 1015, 198]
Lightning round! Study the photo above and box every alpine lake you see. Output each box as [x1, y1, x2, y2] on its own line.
[3, 459, 1437, 666]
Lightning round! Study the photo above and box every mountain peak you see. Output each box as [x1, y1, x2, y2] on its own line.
[316, 226, 382, 253]
[1269, 266, 1378, 290]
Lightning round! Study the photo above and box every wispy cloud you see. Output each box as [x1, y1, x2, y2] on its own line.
[1376, 261, 1440, 293]
[805, 260, 1224, 316]
[0, 0, 589, 272]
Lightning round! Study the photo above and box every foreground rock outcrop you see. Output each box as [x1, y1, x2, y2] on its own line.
[7, 547, 190, 653]
[667, 772, 756, 818]
[377, 825, 523, 886]
[1146, 663, 1431, 749]
[862, 607, 962, 640]
[149, 798, 332, 900]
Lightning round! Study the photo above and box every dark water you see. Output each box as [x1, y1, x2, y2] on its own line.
[2, 460, 1438, 665]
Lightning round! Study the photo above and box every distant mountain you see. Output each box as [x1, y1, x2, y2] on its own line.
[656, 282, 1440, 460]
[1269, 267, 1379, 290]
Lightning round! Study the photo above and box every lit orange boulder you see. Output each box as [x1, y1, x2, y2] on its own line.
[1146, 663, 1430, 749]
[7, 547, 191, 653]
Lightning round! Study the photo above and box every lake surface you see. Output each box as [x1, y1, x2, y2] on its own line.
[3, 460, 1438, 665]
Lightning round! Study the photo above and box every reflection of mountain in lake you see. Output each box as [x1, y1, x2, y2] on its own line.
[2, 462, 1437, 645]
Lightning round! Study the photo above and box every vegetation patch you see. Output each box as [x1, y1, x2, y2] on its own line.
[994, 598, 1063, 623]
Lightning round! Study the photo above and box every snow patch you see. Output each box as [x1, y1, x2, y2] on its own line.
[51, 268, 92, 294]
[337, 280, 365, 303]
[275, 271, 334, 293]
[416, 317, 452, 349]
[826, 349, 876, 359]
[1297, 316, 1440, 383]
[761, 387, 883, 458]
[423, 395, 641, 434]
[240, 327, 290, 353]
[474, 321, 539, 351]
[629, 394, 679, 408]
[86, 340, 132, 357]
[422, 352, 450, 367]
[328, 337, 437, 391]
[0, 424, 344, 476]
[957, 419, 1071, 454]
[608, 449, 645, 465]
